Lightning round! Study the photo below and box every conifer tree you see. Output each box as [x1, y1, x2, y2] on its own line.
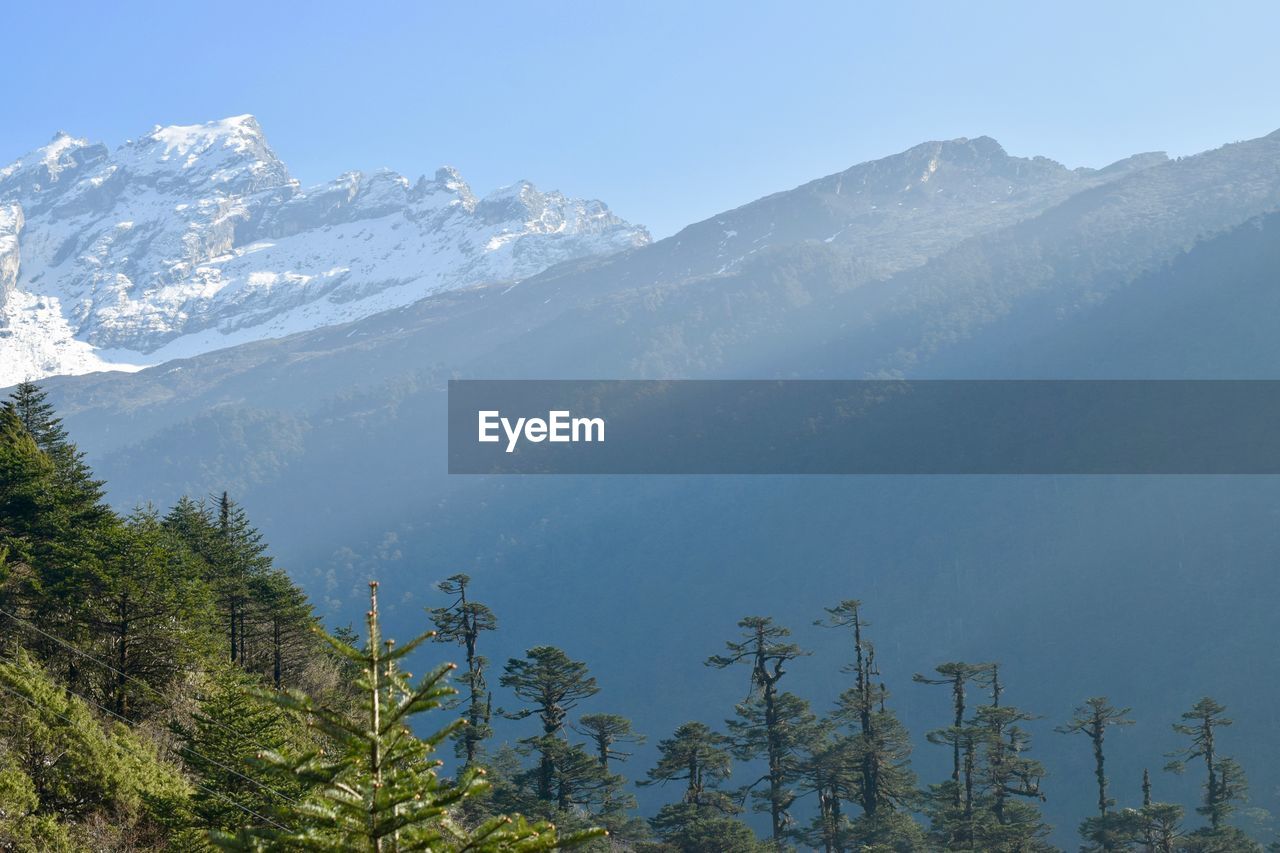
[0, 393, 114, 691]
[643, 722, 735, 811]
[819, 602, 921, 831]
[0, 408, 54, 627]
[576, 713, 642, 774]
[81, 509, 217, 718]
[971, 703, 1051, 850]
[791, 721, 855, 852]
[1058, 697, 1133, 851]
[707, 616, 812, 847]
[811, 600, 924, 851]
[576, 714, 642, 802]
[174, 668, 307, 835]
[499, 645, 600, 806]
[913, 662, 996, 798]
[1165, 697, 1246, 835]
[216, 492, 271, 666]
[643, 722, 763, 852]
[1108, 770, 1184, 853]
[251, 567, 316, 690]
[0, 649, 191, 846]
[162, 494, 266, 667]
[1137, 801, 1185, 853]
[647, 806, 767, 853]
[216, 582, 599, 851]
[429, 573, 497, 766]
[4, 381, 69, 453]
[2, 381, 106, 512]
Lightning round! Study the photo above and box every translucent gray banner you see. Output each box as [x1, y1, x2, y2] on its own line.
[447, 380, 1280, 474]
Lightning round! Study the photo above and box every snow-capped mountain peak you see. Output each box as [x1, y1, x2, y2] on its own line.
[119, 115, 292, 192]
[0, 116, 649, 385]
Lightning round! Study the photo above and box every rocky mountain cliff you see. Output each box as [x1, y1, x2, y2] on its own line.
[0, 115, 649, 385]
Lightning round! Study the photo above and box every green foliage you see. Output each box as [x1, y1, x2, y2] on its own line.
[707, 616, 810, 846]
[1058, 695, 1134, 850]
[0, 649, 191, 849]
[499, 645, 602, 811]
[641, 721, 756, 849]
[429, 573, 497, 766]
[575, 713, 646, 841]
[82, 509, 220, 718]
[216, 582, 601, 851]
[1167, 697, 1247, 834]
[0, 384, 357, 849]
[921, 667, 1053, 851]
[643, 722, 734, 807]
[0, 760, 76, 852]
[174, 668, 310, 836]
[5, 383, 1280, 851]
[810, 599, 922, 851]
[645, 802, 769, 852]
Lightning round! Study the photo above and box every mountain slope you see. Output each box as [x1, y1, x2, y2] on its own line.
[27, 126, 1280, 844]
[0, 116, 649, 384]
[24, 133, 1173, 443]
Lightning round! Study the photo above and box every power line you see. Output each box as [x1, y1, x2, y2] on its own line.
[0, 646, 301, 811]
[0, 605, 275, 745]
[0, 608, 302, 809]
[0, 679, 293, 835]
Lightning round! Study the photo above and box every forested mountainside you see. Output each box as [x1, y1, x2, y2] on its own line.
[18, 128, 1280, 849]
[1, 381, 1274, 851]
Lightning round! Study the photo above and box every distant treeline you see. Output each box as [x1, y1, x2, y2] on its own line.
[0, 381, 1269, 852]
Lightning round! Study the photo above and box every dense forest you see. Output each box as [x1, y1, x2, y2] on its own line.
[0, 380, 1271, 852]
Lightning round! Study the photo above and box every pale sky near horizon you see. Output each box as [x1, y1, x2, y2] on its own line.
[4, 1, 1279, 237]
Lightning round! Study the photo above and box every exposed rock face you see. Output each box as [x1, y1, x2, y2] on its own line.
[0, 203, 22, 302]
[0, 116, 650, 383]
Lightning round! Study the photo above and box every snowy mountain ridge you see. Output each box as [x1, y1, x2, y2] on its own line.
[0, 115, 650, 385]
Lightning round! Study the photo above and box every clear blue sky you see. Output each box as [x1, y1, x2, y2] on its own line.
[5, 1, 1279, 238]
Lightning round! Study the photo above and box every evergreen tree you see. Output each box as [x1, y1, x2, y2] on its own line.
[642, 722, 763, 853]
[921, 665, 1052, 851]
[3, 382, 70, 455]
[1165, 697, 1246, 835]
[80, 509, 217, 718]
[0, 649, 191, 849]
[817, 599, 922, 850]
[250, 567, 317, 690]
[1058, 697, 1133, 851]
[174, 668, 308, 836]
[0, 408, 54, 629]
[576, 706, 645, 835]
[1103, 770, 1185, 853]
[792, 722, 855, 852]
[216, 582, 599, 851]
[707, 616, 810, 847]
[971, 703, 1051, 851]
[913, 662, 996, 799]
[1137, 801, 1185, 853]
[0, 399, 115, 693]
[923, 723, 983, 849]
[643, 722, 736, 812]
[499, 646, 601, 808]
[0, 758, 76, 852]
[646, 804, 768, 853]
[162, 494, 262, 666]
[535, 738, 616, 817]
[429, 573, 497, 766]
[2, 381, 106, 513]
[216, 492, 272, 667]
[576, 713, 642, 774]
